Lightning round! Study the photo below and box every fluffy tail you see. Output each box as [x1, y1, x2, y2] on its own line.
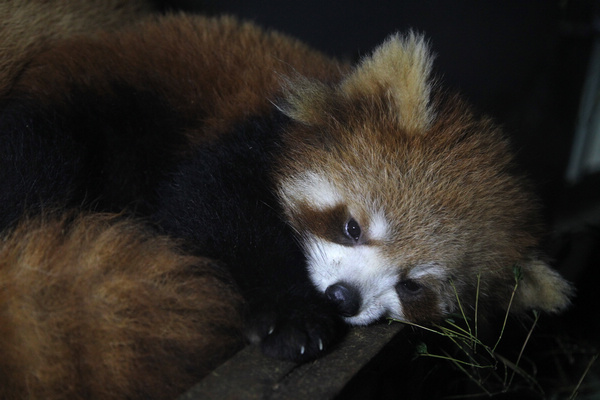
[0, 212, 243, 400]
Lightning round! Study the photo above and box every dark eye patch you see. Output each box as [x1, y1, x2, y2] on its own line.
[293, 204, 363, 246]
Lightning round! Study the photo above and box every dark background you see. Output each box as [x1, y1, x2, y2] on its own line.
[158, 1, 600, 397]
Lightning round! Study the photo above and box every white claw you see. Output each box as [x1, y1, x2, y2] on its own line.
[300, 345, 305, 355]
[318, 338, 323, 351]
[268, 326, 274, 335]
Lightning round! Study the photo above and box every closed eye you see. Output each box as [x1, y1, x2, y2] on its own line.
[396, 279, 422, 295]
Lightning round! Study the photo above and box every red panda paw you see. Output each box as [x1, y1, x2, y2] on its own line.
[245, 294, 347, 362]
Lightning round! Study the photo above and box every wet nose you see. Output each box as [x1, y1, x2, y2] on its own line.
[325, 282, 361, 317]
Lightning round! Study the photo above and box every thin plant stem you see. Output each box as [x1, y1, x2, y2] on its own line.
[442, 321, 476, 341]
[492, 277, 519, 352]
[568, 353, 599, 400]
[450, 280, 472, 338]
[441, 349, 494, 397]
[474, 272, 481, 341]
[395, 319, 454, 335]
[494, 352, 545, 395]
[507, 310, 540, 388]
[420, 351, 494, 370]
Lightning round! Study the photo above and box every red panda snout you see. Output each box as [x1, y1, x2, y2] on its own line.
[325, 282, 362, 317]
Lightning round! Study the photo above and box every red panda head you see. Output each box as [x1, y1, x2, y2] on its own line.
[275, 33, 573, 326]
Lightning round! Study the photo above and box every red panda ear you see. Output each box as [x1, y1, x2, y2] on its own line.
[276, 75, 333, 126]
[341, 32, 436, 134]
[512, 257, 574, 314]
[277, 33, 436, 131]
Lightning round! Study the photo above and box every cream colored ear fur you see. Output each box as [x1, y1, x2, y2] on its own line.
[341, 32, 435, 133]
[277, 75, 331, 126]
[513, 257, 574, 313]
[279, 32, 435, 132]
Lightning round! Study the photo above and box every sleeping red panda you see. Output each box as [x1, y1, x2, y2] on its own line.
[0, 1, 573, 399]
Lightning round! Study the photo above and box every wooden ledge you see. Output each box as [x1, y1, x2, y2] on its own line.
[179, 322, 405, 400]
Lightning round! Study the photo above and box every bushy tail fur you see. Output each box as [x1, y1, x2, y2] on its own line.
[0, 212, 243, 400]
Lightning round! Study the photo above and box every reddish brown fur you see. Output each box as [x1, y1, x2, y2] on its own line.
[0, 213, 243, 400]
[9, 13, 348, 143]
[0, 0, 155, 97]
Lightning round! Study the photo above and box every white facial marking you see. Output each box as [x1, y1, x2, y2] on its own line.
[304, 236, 403, 325]
[408, 263, 447, 280]
[285, 172, 341, 210]
[368, 210, 389, 240]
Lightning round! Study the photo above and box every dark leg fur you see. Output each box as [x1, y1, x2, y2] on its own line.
[0, 84, 190, 229]
[154, 113, 346, 361]
[0, 100, 82, 229]
[2, 89, 345, 362]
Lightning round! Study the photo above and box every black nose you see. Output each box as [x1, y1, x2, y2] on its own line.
[325, 282, 361, 317]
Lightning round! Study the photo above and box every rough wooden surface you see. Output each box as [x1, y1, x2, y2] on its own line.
[178, 322, 405, 400]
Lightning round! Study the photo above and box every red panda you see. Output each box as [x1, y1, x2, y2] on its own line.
[0, 1, 572, 399]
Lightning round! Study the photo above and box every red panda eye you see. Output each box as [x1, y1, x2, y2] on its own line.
[345, 218, 361, 241]
[397, 280, 422, 293]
